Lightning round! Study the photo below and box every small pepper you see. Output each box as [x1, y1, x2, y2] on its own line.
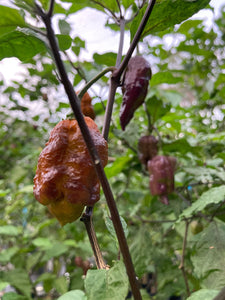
[138, 135, 158, 168]
[120, 56, 152, 130]
[147, 155, 176, 205]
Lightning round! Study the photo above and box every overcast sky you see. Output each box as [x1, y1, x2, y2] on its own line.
[0, 0, 224, 84]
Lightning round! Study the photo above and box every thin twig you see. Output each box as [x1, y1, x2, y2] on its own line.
[63, 51, 87, 82]
[81, 207, 108, 270]
[179, 220, 190, 297]
[116, 18, 126, 68]
[78, 67, 116, 100]
[115, 0, 122, 18]
[102, 0, 156, 140]
[35, 5, 142, 299]
[113, 0, 156, 80]
[102, 79, 118, 140]
[47, 0, 55, 17]
[91, 0, 118, 22]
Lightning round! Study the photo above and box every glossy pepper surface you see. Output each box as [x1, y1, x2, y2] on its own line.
[147, 155, 176, 205]
[80, 92, 95, 120]
[120, 56, 151, 130]
[33, 117, 108, 225]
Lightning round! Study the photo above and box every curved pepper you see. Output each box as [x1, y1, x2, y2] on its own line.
[120, 56, 152, 130]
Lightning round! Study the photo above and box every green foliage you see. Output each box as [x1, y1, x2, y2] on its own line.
[1, 0, 225, 299]
[84, 261, 129, 300]
[187, 289, 219, 300]
[130, 0, 211, 39]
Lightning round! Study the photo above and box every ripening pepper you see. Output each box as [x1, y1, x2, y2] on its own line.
[147, 155, 176, 205]
[33, 117, 108, 225]
[79, 92, 95, 120]
[120, 56, 152, 130]
[138, 135, 158, 167]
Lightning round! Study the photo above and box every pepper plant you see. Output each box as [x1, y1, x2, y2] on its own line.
[0, 1, 225, 300]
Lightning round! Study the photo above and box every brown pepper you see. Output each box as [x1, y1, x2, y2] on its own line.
[138, 135, 158, 167]
[33, 117, 108, 225]
[147, 155, 176, 205]
[80, 92, 95, 120]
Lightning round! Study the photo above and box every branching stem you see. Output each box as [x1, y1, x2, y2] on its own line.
[78, 67, 116, 100]
[102, 0, 156, 140]
[36, 4, 142, 299]
[113, 0, 156, 80]
[81, 207, 108, 270]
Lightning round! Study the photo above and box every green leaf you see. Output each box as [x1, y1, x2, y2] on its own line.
[56, 102, 70, 111]
[32, 237, 52, 249]
[130, 226, 152, 277]
[85, 261, 129, 300]
[57, 290, 87, 300]
[186, 289, 219, 300]
[58, 19, 71, 35]
[72, 36, 86, 56]
[0, 282, 9, 291]
[0, 30, 46, 62]
[104, 215, 128, 241]
[105, 155, 132, 178]
[42, 242, 69, 261]
[162, 138, 201, 156]
[3, 269, 32, 299]
[54, 276, 69, 295]
[178, 186, 225, 220]
[0, 225, 21, 236]
[2, 292, 28, 300]
[93, 52, 117, 66]
[146, 96, 171, 123]
[0, 189, 10, 196]
[0, 247, 19, 263]
[56, 34, 72, 51]
[130, 0, 210, 39]
[191, 220, 225, 289]
[0, 5, 27, 37]
[176, 19, 203, 34]
[150, 71, 183, 86]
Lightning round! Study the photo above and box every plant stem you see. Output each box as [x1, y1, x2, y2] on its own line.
[36, 4, 142, 299]
[113, 0, 156, 80]
[102, 0, 156, 140]
[102, 78, 118, 140]
[81, 206, 108, 269]
[116, 18, 126, 68]
[179, 220, 190, 297]
[78, 67, 116, 100]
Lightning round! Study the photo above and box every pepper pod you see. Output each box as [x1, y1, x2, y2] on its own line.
[33, 117, 108, 225]
[147, 155, 176, 205]
[80, 92, 96, 120]
[120, 56, 152, 130]
[138, 135, 158, 168]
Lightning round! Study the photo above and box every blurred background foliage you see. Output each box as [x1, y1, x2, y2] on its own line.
[0, 0, 225, 299]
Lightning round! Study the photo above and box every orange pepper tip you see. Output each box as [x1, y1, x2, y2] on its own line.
[48, 199, 85, 226]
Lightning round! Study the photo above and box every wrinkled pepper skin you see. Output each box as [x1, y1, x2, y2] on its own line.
[33, 117, 108, 225]
[147, 156, 176, 205]
[120, 56, 152, 130]
[80, 92, 95, 120]
[138, 135, 158, 167]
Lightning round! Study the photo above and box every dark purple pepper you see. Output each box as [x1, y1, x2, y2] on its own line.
[138, 135, 158, 167]
[147, 156, 176, 205]
[120, 56, 152, 130]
